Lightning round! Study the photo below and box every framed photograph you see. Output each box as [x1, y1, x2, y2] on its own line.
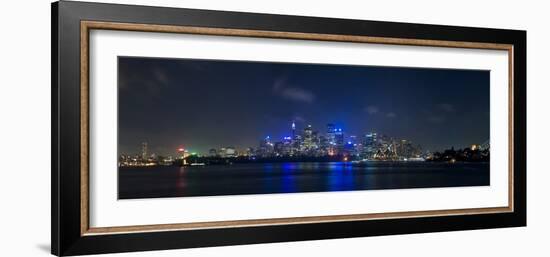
[52, 1, 526, 256]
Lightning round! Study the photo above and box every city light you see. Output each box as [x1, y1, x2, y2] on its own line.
[250, 121, 426, 161]
[119, 121, 489, 167]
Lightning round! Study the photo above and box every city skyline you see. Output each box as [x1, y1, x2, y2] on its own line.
[120, 120, 488, 160]
[121, 122, 423, 157]
[118, 57, 490, 156]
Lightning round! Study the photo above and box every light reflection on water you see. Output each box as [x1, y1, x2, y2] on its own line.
[119, 162, 490, 199]
[281, 163, 296, 193]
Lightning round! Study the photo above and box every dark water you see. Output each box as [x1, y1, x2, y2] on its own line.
[118, 162, 489, 199]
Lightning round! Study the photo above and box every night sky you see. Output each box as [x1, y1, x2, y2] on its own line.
[118, 57, 489, 156]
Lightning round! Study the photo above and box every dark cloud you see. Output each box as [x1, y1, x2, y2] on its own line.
[293, 115, 306, 123]
[438, 103, 456, 112]
[365, 106, 395, 118]
[365, 106, 379, 114]
[272, 77, 286, 92]
[272, 76, 315, 104]
[280, 87, 315, 103]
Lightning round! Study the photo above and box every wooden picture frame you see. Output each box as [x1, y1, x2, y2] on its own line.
[52, 1, 526, 256]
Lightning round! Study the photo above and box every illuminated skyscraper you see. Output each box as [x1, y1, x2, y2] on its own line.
[363, 132, 378, 158]
[304, 125, 313, 143]
[326, 123, 336, 145]
[281, 136, 293, 155]
[258, 136, 274, 157]
[346, 135, 359, 156]
[224, 146, 237, 158]
[364, 132, 377, 146]
[141, 142, 148, 160]
[326, 123, 337, 155]
[219, 147, 227, 158]
[335, 128, 344, 152]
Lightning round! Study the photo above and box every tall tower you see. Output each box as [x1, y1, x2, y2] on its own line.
[335, 128, 344, 152]
[326, 124, 337, 155]
[290, 121, 297, 155]
[326, 124, 336, 144]
[141, 142, 148, 160]
[303, 125, 313, 150]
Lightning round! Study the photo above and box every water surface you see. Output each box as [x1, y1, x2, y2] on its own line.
[118, 162, 489, 199]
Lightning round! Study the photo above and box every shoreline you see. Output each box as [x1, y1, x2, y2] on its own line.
[119, 160, 490, 168]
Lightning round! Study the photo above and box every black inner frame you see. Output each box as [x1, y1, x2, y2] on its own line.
[51, 1, 526, 256]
